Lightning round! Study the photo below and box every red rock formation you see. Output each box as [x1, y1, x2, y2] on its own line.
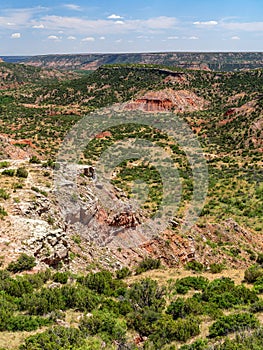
[124, 88, 208, 113]
[95, 131, 112, 139]
[10, 139, 36, 148]
[0, 134, 40, 159]
[108, 211, 141, 228]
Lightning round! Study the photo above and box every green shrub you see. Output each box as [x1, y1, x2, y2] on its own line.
[244, 265, 263, 283]
[167, 297, 204, 320]
[250, 300, 263, 313]
[202, 277, 235, 302]
[128, 278, 166, 312]
[20, 287, 66, 315]
[29, 156, 41, 164]
[5, 315, 51, 332]
[0, 206, 8, 218]
[209, 313, 259, 337]
[2, 169, 15, 176]
[212, 327, 263, 349]
[52, 271, 69, 284]
[80, 310, 127, 343]
[127, 307, 161, 336]
[253, 276, 263, 294]
[0, 161, 10, 168]
[149, 315, 200, 346]
[185, 261, 204, 272]
[7, 253, 36, 273]
[80, 270, 114, 295]
[19, 326, 84, 350]
[175, 276, 209, 292]
[116, 267, 131, 279]
[61, 285, 100, 312]
[209, 263, 225, 274]
[256, 253, 263, 265]
[0, 188, 10, 200]
[16, 167, 28, 178]
[180, 339, 208, 350]
[135, 257, 161, 274]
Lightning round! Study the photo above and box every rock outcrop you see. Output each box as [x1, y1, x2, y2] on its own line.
[124, 89, 208, 113]
[27, 228, 70, 267]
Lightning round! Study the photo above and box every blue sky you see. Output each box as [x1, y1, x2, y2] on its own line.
[1, 0, 263, 55]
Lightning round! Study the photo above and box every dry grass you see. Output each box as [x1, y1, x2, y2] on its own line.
[125, 267, 247, 286]
[0, 327, 48, 350]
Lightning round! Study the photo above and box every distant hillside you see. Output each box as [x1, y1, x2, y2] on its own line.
[1, 63, 262, 156]
[0, 62, 78, 89]
[2, 52, 263, 72]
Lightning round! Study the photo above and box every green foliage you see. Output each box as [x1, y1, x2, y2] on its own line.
[135, 257, 161, 274]
[209, 263, 225, 274]
[244, 265, 263, 283]
[185, 261, 204, 272]
[202, 277, 258, 309]
[0, 188, 10, 200]
[7, 253, 36, 273]
[209, 313, 259, 338]
[116, 267, 131, 279]
[29, 155, 41, 164]
[2, 169, 15, 176]
[128, 278, 166, 312]
[256, 253, 263, 265]
[148, 314, 200, 347]
[167, 297, 204, 320]
[19, 326, 84, 350]
[250, 300, 263, 313]
[175, 276, 209, 293]
[79, 310, 127, 343]
[253, 276, 263, 294]
[79, 270, 124, 296]
[0, 161, 10, 168]
[127, 307, 161, 336]
[21, 284, 100, 315]
[0, 206, 8, 218]
[212, 328, 263, 349]
[4, 314, 51, 332]
[52, 271, 69, 284]
[16, 167, 28, 178]
[180, 339, 208, 350]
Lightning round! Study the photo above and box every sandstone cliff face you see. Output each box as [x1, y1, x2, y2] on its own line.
[124, 89, 208, 113]
[0, 134, 39, 159]
[0, 159, 262, 272]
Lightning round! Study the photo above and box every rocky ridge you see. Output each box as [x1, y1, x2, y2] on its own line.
[0, 158, 262, 273]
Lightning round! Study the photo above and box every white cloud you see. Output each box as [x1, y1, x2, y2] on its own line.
[0, 7, 47, 29]
[115, 39, 122, 43]
[39, 15, 177, 35]
[221, 21, 263, 31]
[107, 14, 123, 19]
[231, 36, 240, 40]
[11, 32, 21, 39]
[115, 20, 124, 25]
[193, 20, 218, 26]
[64, 4, 81, 11]
[48, 35, 59, 40]
[67, 35, 76, 40]
[188, 36, 199, 40]
[32, 24, 44, 29]
[167, 36, 179, 39]
[99, 36, 105, 40]
[143, 16, 177, 29]
[81, 36, 95, 42]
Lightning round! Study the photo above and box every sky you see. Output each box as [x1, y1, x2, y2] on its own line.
[0, 0, 263, 55]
